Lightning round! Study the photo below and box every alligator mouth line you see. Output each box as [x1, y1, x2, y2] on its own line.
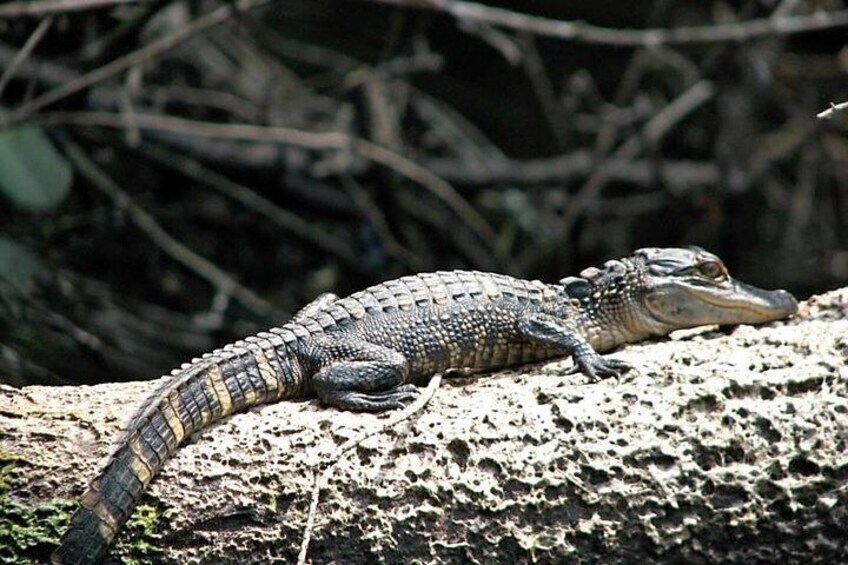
[679, 279, 797, 319]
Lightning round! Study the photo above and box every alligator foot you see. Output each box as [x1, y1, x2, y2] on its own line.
[567, 356, 633, 381]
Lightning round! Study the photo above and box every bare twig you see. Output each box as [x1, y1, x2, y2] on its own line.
[297, 374, 443, 565]
[410, 91, 507, 165]
[0, 274, 103, 362]
[254, 26, 360, 72]
[560, 80, 716, 239]
[79, 0, 165, 62]
[456, 20, 521, 65]
[782, 142, 817, 249]
[358, 73, 403, 150]
[363, 0, 848, 46]
[36, 111, 497, 250]
[0, 41, 77, 85]
[396, 189, 497, 271]
[586, 49, 656, 178]
[640, 81, 717, 142]
[518, 32, 570, 151]
[0, 0, 273, 127]
[118, 67, 142, 147]
[343, 51, 445, 89]
[0, 16, 54, 97]
[0, 0, 152, 18]
[817, 101, 848, 120]
[246, 25, 504, 171]
[340, 174, 425, 270]
[424, 152, 719, 190]
[106, 85, 259, 121]
[772, 0, 803, 19]
[61, 139, 278, 318]
[353, 141, 497, 244]
[42, 111, 349, 148]
[138, 144, 361, 264]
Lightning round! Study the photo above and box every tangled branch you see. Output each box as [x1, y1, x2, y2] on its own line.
[363, 0, 848, 46]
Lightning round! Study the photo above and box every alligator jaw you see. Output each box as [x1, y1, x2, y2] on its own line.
[692, 278, 798, 324]
[644, 275, 798, 329]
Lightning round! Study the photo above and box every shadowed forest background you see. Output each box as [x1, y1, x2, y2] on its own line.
[0, 0, 846, 387]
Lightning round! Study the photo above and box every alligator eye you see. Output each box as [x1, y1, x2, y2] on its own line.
[698, 261, 725, 280]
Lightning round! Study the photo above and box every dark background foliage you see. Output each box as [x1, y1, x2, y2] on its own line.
[0, 0, 846, 386]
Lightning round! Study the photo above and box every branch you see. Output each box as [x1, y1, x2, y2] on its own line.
[0, 0, 273, 127]
[35, 111, 497, 255]
[340, 174, 425, 270]
[0, 0, 153, 18]
[423, 152, 719, 190]
[363, 0, 848, 46]
[61, 138, 278, 318]
[817, 101, 848, 120]
[353, 141, 497, 245]
[0, 16, 53, 96]
[0, 41, 78, 85]
[137, 144, 361, 266]
[559, 80, 716, 239]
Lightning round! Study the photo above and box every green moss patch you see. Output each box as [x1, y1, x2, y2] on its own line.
[114, 503, 172, 565]
[0, 453, 75, 564]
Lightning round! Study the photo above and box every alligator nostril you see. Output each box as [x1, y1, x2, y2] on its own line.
[772, 289, 799, 315]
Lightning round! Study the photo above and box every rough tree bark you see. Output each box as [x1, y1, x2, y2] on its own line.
[1, 288, 846, 564]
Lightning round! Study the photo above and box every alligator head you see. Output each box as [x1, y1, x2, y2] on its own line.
[634, 246, 797, 328]
[563, 246, 798, 350]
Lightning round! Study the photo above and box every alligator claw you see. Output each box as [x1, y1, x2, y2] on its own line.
[324, 385, 421, 412]
[575, 356, 632, 381]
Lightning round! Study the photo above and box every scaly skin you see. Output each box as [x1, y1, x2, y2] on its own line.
[51, 247, 797, 564]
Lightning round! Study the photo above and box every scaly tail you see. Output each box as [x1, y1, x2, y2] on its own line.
[52, 335, 303, 564]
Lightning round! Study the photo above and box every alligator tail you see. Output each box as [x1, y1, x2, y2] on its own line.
[51, 336, 302, 564]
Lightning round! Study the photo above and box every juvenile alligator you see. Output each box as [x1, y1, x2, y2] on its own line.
[52, 247, 798, 564]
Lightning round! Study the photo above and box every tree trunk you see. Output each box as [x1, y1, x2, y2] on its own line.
[1, 288, 846, 564]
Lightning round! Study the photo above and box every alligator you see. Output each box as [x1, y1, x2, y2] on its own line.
[51, 246, 798, 564]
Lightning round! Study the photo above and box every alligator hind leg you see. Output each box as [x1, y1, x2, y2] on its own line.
[310, 339, 419, 412]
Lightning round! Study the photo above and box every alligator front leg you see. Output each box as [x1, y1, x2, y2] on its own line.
[518, 313, 632, 381]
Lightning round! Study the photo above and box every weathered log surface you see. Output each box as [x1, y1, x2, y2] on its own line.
[1, 288, 847, 564]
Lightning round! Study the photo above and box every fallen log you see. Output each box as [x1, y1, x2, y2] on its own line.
[1, 288, 846, 564]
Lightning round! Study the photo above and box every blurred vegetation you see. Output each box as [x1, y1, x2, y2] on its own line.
[0, 0, 846, 386]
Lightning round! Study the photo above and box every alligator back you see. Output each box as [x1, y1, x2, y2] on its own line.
[51, 331, 308, 564]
